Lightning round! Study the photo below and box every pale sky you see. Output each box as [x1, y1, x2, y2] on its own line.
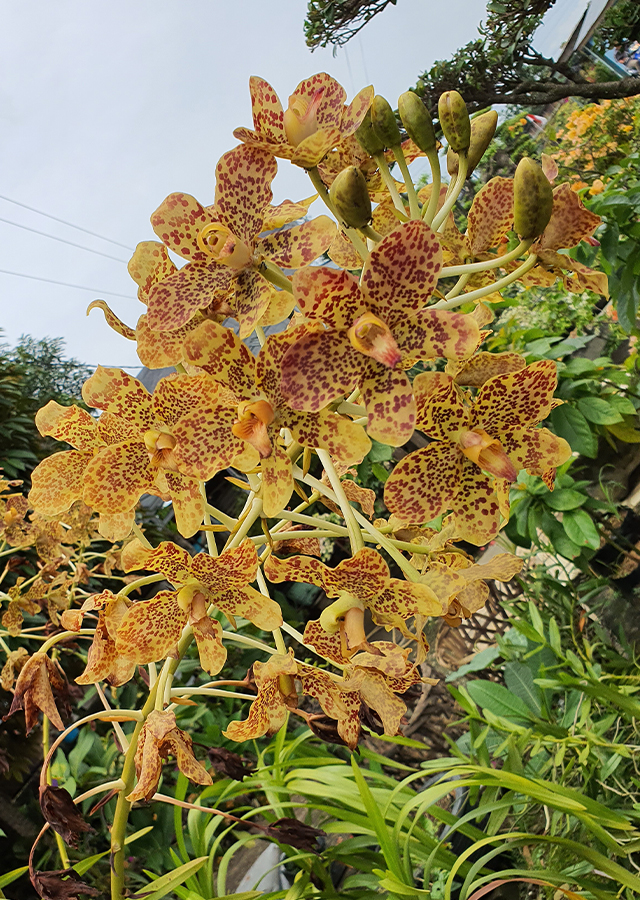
[0, 0, 489, 370]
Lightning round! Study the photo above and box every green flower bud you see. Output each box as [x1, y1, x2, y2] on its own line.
[438, 90, 471, 154]
[329, 166, 372, 229]
[371, 95, 402, 149]
[447, 109, 498, 177]
[355, 108, 385, 156]
[398, 91, 436, 153]
[513, 157, 553, 239]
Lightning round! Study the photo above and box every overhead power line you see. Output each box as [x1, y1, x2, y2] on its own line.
[0, 194, 132, 251]
[0, 215, 129, 263]
[0, 268, 133, 299]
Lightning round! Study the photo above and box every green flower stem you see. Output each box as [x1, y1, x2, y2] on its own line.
[316, 449, 364, 553]
[220, 630, 275, 654]
[361, 224, 383, 242]
[392, 146, 421, 220]
[95, 682, 131, 753]
[75, 780, 125, 803]
[110, 684, 160, 900]
[432, 152, 469, 232]
[41, 709, 143, 788]
[336, 400, 367, 417]
[169, 687, 256, 701]
[259, 259, 293, 293]
[276, 510, 346, 534]
[306, 166, 369, 261]
[372, 152, 407, 217]
[200, 481, 218, 557]
[422, 149, 442, 226]
[225, 496, 263, 550]
[205, 503, 237, 530]
[254, 325, 267, 347]
[0, 543, 31, 558]
[39, 629, 96, 655]
[119, 573, 166, 597]
[440, 238, 534, 278]
[253, 528, 344, 546]
[350, 507, 423, 583]
[433, 254, 538, 310]
[0, 634, 10, 654]
[131, 521, 152, 550]
[42, 714, 70, 869]
[256, 567, 287, 654]
[445, 272, 471, 300]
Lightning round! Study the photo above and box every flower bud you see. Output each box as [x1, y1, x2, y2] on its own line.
[447, 109, 498, 177]
[513, 157, 553, 239]
[438, 91, 470, 154]
[355, 109, 385, 156]
[329, 166, 372, 228]
[398, 91, 436, 153]
[371, 95, 402, 149]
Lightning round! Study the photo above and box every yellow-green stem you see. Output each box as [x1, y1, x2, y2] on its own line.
[445, 273, 470, 300]
[392, 146, 421, 219]
[372, 152, 407, 217]
[315, 450, 364, 553]
[42, 715, 70, 869]
[119, 573, 166, 597]
[423, 149, 442, 225]
[440, 238, 534, 278]
[200, 481, 218, 557]
[433, 254, 538, 310]
[432, 152, 469, 232]
[131, 521, 152, 550]
[259, 259, 293, 293]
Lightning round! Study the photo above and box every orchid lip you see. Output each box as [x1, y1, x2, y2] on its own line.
[347, 312, 402, 368]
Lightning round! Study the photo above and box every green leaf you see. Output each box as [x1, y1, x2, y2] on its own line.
[131, 858, 209, 900]
[577, 397, 623, 425]
[0, 866, 29, 889]
[350, 757, 406, 884]
[465, 680, 532, 722]
[548, 617, 561, 655]
[543, 489, 585, 511]
[563, 508, 600, 550]
[607, 421, 640, 443]
[445, 645, 502, 682]
[548, 405, 597, 458]
[504, 662, 541, 715]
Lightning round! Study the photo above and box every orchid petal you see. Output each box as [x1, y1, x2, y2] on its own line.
[257, 215, 335, 268]
[413, 372, 470, 439]
[452, 459, 502, 545]
[83, 440, 154, 514]
[384, 442, 462, 523]
[146, 260, 233, 332]
[152, 372, 225, 428]
[502, 426, 571, 476]
[473, 360, 559, 431]
[261, 196, 315, 230]
[192, 617, 227, 676]
[394, 309, 480, 362]
[280, 329, 362, 412]
[287, 408, 371, 465]
[261, 440, 293, 517]
[87, 300, 136, 340]
[212, 585, 283, 631]
[191, 540, 258, 591]
[130, 541, 192, 584]
[292, 73, 346, 131]
[128, 241, 178, 302]
[165, 471, 205, 538]
[291, 127, 343, 167]
[172, 404, 241, 480]
[327, 231, 363, 269]
[360, 363, 415, 447]
[234, 267, 275, 339]
[135, 314, 201, 369]
[249, 76, 285, 141]
[82, 366, 153, 431]
[467, 177, 514, 256]
[324, 549, 390, 599]
[340, 85, 374, 137]
[116, 591, 187, 663]
[35, 401, 100, 451]
[452, 351, 526, 386]
[215, 145, 277, 244]
[361, 220, 443, 319]
[29, 451, 91, 515]
[538, 183, 601, 250]
[98, 509, 135, 542]
[183, 320, 256, 397]
[293, 266, 366, 330]
[151, 193, 216, 262]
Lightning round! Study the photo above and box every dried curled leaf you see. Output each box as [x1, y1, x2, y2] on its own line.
[40, 784, 93, 847]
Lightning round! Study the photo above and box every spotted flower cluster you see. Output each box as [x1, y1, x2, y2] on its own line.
[11, 73, 604, 818]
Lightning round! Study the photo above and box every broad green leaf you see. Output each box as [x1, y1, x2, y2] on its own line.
[543, 489, 585, 511]
[548, 405, 597, 458]
[548, 617, 561, 655]
[562, 508, 600, 550]
[577, 397, 623, 425]
[132, 858, 209, 900]
[607, 421, 640, 443]
[445, 645, 502, 682]
[504, 662, 541, 715]
[465, 680, 532, 722]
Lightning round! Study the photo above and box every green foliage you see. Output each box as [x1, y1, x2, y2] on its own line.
[592, 0, 640, 55]
[0, 332, 90, 477]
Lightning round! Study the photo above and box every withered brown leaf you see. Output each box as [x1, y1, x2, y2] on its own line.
[39, 785, 93, 847]
[30, 868, 99, 899]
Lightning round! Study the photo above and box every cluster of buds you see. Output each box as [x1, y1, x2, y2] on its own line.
[5, 75, 606, 877]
